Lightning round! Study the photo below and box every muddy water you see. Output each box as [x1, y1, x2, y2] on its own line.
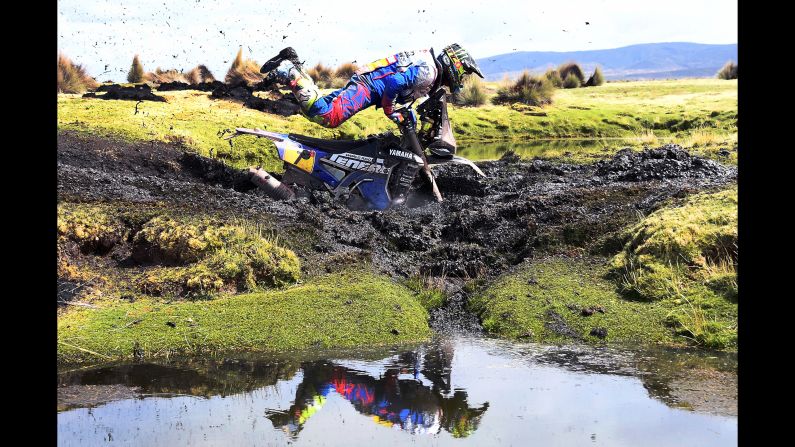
[57, 336, 736, 446]
[456, 138, 665, 161]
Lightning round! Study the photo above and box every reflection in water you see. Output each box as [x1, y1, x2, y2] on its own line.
[266, 342, 488, 438]
[58, 337, 737, 446]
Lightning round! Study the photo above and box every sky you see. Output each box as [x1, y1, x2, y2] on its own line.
[57, 0, 738, 83]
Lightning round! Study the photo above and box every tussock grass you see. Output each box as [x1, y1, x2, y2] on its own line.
[683, 127, 725, 147]
[145, 68, 187, 84]
[544, 68, 564, 87]
[584, 66, 605, 87]
[558, 62, 585, 84]
[333, 62, 359, 80]
[562, 73, 581, 89]
[634, 129, 659, 145]
[127, 54, 145, 83]
[225, 48, 264, 87]
[492, 70, 555, 106]
[717, 61, 738, 80]
[308, 62, 346, 89]
[453, 75, 487, 106]
[186, 64, 215, 84]
[57, 54, 98, 93]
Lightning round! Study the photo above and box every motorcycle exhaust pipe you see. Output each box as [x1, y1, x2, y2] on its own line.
[248, 167, 296, 200]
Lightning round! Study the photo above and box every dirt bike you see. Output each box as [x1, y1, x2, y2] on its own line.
[224, 88, 485, 210]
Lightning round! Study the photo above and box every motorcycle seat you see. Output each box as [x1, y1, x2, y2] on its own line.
[288, 133, 377, 154]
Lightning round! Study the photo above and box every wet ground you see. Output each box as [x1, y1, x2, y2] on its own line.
[57, 131, 735, 283]
[57, 334, 737, 446]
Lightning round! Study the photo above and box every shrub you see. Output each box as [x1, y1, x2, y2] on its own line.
[453, 75, 487, 106]
[144, 68, 187, 84]
[492, 70, 555, 106]
[562, 73, 581, 89]
[557, 62, 585, 84]
[716, 61, 738, 80]
[308, 62, 336, 88]
[584, 66, 605, 86]
[334, 62, 359, 79]
[225, 48, 264, 86]
[185, 64, 215, 84]
[57, 53, 98, 93]
[127, 54, 145, 83]
[544, 68, 563, 87]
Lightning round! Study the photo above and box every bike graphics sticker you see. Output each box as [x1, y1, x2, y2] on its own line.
[281, 143, 316, 173]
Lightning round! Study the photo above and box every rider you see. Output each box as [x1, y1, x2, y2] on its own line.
[259, 44, 483, 131]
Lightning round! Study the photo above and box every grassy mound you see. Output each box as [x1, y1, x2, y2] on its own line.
[57, 270, 432, 364]
[469, 258, 675, 345]
[609, 187, 737, 348]
[57, 203, 300, 299]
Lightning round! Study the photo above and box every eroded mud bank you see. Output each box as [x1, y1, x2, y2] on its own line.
[58, 130, 735, 283]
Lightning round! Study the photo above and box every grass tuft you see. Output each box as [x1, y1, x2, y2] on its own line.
[58, 53, 98, 93]
[127, 54, 145, 83]
[584, 66, 605, 87]
[558, 62, 585, 84]
[453, 75, 487, 106]
[562, 73, 581, 89]
[716, 61, 738, 80]
[225, 48, 264, 87]
[492, 70, 555, 106]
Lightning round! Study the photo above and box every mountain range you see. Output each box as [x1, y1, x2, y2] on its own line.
[475, 42, 738, 81]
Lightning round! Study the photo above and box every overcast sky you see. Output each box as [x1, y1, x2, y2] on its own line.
[58, 0, 738, 83]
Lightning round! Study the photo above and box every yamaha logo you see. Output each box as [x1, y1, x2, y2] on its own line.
[389, 149, 413, 159]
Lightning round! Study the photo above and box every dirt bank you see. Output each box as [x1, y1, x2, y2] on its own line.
[58, 131, 736, 328]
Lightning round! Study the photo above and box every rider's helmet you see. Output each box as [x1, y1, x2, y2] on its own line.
[437, 43, 484, 93]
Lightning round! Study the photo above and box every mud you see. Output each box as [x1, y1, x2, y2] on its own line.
[83, 84, 166, 102]
[58, 132, 736, 327]
[155, 80, 225, 92]
[210, 83, 300, 116]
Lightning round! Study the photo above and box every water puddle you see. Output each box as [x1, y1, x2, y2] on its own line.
[58, 336, 736, 446]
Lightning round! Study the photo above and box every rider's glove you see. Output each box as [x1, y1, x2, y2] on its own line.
[387, 111, 405, 125]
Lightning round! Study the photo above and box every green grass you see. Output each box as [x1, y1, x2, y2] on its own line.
[470, 187, 738, 351]
[469, 257, 677, 346]
[58, 203, 300, 298]
[58, 270, 432, 365]
[609, 187, 737, 349]
[57, 79, 737, 170]
[403, 273, 447, 310]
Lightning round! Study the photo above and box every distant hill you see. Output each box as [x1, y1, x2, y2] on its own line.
[476, 42, 738, 81]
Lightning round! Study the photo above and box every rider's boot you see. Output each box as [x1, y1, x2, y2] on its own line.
[260, 47, 320, 112]
[260, 47, 302, 74]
